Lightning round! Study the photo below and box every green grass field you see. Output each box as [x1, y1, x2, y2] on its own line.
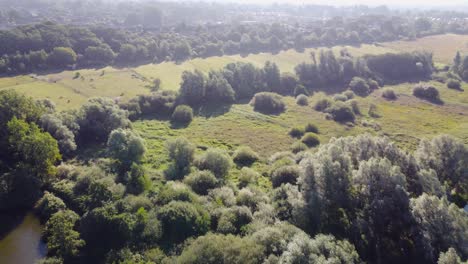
[0, 33, 467, 170]
[3, 33, 467, 111]
[133, 81, 468, 173]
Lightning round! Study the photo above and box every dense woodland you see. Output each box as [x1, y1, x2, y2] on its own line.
[1, 1, 468, 74]
[0, 1, 467, 264]
[0, 46, 467, 264]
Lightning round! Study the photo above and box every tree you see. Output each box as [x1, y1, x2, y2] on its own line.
[438, 248, 464, 264]
[348, 77, 370, 96]
[171, 105, 194, 125]
[251, 92, 286, 114]
[166, 137, 195, 179]
[107, 129, 146, 169]
[77, 97, 130, 144]
[47, 47, 77, 68]
[45, 210, 84, 260]
[7, 117, 61, 181]
[183, 170, 218, 195]
[195, 149, 232, 180]
[205, 71, 236, 103]
[84, 45, 115, 66]
[180, 70, 206, 105]
[40, 114, 77, 157]
[158, 201, 210, 243]
[177, 233, 264, 264]
[411, 194, 468, 260]
[279, 233, 360, 264]
[263, 61, 281, 92]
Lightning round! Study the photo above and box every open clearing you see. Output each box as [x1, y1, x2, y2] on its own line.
[2, 34, 468, 110]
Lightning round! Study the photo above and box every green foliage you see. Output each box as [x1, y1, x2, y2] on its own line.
[304, 123, 319, 134]
[314, 98, 332, 112]
[171, 105, 194, 125]
[413, 83, 441, 102]
[271, 165, 301, 188]
[77, 97, 130, 144]
[40, 114, 77, 157]
[157, 182, 197, 205]
[158, 201, 210, 243]
[382, 88, 397, 100]
[125, 163, 150, 195]
[326, 101, 356, 122]
[7, 117, 61, 181]
[195, 149, 232, 180]
[446, 79, 462, 90]
[348, 77, 370, 96]
[183, 170, 218, 195]
[107, 129, 146, 170]
[438, 248, 464, 264]
[177, 233, 264, 264]
[291, 141, 308, 154]
[45, 210, 85, 259]
[47, 47, 77, 68]
[251, 92, 286, 114]
[301, 133, 320, 147]
[216, 206, 253, 234]
[35, 191, 67, 222]
[368, 103, 381, 118]
[288, 127, 305, 138]
[295, 94, 308, 106]
[232, 146, 259, 167]
[165, 137, 195, 179]
[238, 167, 259, 188]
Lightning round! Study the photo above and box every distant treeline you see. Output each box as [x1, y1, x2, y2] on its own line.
[0, 12, 463, 75]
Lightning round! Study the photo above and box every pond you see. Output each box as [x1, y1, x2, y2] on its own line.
[0, 213, 45, 264]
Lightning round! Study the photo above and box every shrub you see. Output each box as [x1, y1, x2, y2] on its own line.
[304, 123, 319, 134]
[301, 133, 320, 147]
[195, 149, 232, 180]
[314, 98, 332, 112]
[165, 137, 195, 179]
[296, 94, 309, 106]
[413, 84, 441, 102]
[35, 191, 67, 223]
[382, 88, 397, 100]
[347, 100, 361, 115]
[156, 182, 197, 205]
[447, 79, 462, 90]
[171, 105, 193, 124]
[294, 85, 308, 97]
[183, 170, 218, 195]
[232, 146, 259, 167]
[238, 167, 259, 188]
[368, 79, 380, 90]
[326, 102, 355, 122]
[333, 94, 348, 102]
[289, 127, 305, 138]
[343, 90, 355, 100]
[349, 77, 369, 96]
[291, 141, 308, 154]
[368, 103, 381, 118]
[251, 92, 286, 114]
[271, 166, 301, 188]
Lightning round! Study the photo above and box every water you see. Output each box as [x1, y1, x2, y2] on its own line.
[0, 213, 45, 264]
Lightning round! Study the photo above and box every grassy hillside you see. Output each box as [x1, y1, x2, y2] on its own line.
[134, 81, 468, 174]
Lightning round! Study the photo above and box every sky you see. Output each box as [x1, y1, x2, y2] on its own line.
[196, 0, 468, 7]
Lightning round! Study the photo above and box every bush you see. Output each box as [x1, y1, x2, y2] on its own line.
[304, 123, 319, 134]
[349, 77, 369, 96]
[289, 127, 305, 138]
[301, 133, 320, 147]
[413, 84, 441, 102]
[195, 149, 232, 180]
[232, 146, 259, 167]
[251, 92, 286, 114]
[294, 85, 308, 97]
[183, 170, 218, 195]
[447, 79, 462, 90]
[347, 100, 361, 115]
[382, 89, 397, 100]
[368, 79, 380, 90]
[368, 103, 381, 118]
[314, 98, 332, 112]
[291, 141, 308, 154]
[238, 167, 259, 188]
[165, 137, 195, 179]
[343, 90, 355, 100]
[271, 166, 301, 188]
[333, 94, 348, 102]
[326, 102, 356, 122]
[171, 105, 193, 124]
[296, 94, 309, 106]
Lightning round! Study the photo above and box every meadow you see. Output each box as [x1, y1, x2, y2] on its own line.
[1, 34, 466, 110]
[1, 33, 467, 170]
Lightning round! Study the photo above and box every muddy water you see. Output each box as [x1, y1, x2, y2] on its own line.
[0, 213, 45, 264]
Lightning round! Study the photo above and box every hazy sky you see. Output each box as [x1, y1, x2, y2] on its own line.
[204, 0, 468, 7]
